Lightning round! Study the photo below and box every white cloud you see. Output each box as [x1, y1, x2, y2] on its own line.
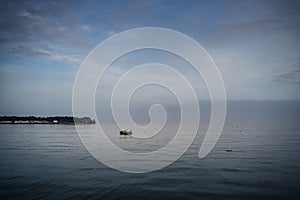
[106, 30, 116, 36]
[35, 48, 83, 64]
[81, 25, 92, 31]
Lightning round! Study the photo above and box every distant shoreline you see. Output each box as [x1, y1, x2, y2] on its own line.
[0, 116, 96, 125]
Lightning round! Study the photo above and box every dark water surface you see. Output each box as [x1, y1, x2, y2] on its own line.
[0, 122, 300, 200]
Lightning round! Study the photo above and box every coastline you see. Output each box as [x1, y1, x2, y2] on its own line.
[0, 116, 96, 125]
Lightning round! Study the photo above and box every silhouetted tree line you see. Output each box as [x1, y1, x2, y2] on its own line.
[0, 116, 96, 124]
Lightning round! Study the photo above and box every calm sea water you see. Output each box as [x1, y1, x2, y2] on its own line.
[0, 121, 300, 199]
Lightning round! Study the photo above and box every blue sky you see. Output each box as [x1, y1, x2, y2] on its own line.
[0, 0, 300, 115]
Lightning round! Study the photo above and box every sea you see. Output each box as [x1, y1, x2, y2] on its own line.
[0, 102, 300, 199]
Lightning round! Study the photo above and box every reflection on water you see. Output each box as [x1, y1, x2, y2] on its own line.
[0, 123, 300, 199]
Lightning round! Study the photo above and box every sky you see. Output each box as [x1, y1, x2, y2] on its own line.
[0, 0, 300, 116]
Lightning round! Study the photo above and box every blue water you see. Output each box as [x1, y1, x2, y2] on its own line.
[0, 122, 300, 199]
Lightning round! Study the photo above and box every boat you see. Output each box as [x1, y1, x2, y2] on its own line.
[119, 130, 133, 136]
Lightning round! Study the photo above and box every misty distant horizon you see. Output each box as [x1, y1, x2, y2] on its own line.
[1, 100, 299, 128]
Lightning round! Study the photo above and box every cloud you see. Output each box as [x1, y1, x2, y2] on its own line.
[81, 25, 92, 31]
[272, 69, 300, 84]
[0, 0, 300, 106]
[0, 1, 93, 65]
[106, 30, 116, 36]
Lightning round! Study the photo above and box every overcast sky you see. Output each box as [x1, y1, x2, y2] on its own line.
[0, 0, 300, 115]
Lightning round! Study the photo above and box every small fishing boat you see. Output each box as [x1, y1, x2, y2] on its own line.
[119, 130, 133, 136]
